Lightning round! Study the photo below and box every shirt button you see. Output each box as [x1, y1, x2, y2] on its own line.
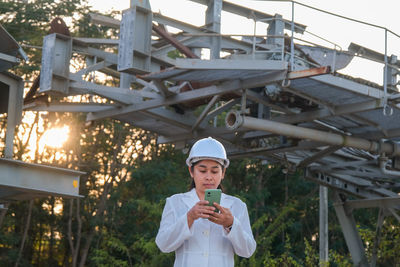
[203, 252, 208, 257]
[203, 230, 209, 236]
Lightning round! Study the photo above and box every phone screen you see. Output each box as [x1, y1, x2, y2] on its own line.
[205, 189, 222, 213]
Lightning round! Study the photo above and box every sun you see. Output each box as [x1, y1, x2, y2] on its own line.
[39, 126, 70, 150]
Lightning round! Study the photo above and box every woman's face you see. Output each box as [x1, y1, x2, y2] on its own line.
[189, 159, 225, 195]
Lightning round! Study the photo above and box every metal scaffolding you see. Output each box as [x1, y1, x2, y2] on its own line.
[16, 0, 400, 266]
[0, 24, 83, 203]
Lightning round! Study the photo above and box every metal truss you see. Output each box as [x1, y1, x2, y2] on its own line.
[16, 0, 400, 265]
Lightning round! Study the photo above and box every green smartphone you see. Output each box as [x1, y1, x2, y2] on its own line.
[205, 189, 222, 213]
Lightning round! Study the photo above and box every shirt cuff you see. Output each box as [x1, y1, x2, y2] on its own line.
[222, 216, 236, 236]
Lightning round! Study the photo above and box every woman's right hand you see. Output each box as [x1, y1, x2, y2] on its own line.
[187, 200, 215, 228]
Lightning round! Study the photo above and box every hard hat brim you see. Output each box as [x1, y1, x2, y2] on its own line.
[186, 156, 229, 168]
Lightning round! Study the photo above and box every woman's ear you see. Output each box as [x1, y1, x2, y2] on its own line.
[188, 166, 193, 178]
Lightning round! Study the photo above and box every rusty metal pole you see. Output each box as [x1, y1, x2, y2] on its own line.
[152, 23, 199, 59]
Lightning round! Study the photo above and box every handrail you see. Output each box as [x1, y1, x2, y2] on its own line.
[263, 0, 400, 115]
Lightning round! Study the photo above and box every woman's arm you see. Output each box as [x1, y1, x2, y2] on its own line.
[223, 203, 257, 258]
[155, 197, 193, 253]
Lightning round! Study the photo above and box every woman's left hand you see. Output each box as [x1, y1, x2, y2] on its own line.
[209, 202, 233, 228]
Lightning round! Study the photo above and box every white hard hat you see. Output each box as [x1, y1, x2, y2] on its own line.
[186, 137, 229, 168]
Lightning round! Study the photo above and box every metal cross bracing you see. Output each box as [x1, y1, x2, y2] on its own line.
[24, 0, 400, 266]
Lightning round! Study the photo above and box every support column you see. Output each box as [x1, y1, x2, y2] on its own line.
[319, 185, 328, 265]
[118, 0, 152, 74]
[371, 208, 385, 267]
[333, 192, 369, 267]
[2, 73, 24, 158]
[205, 0, 222, 59]
[267, 14, 285, 60]
[120, 73, 134, 89]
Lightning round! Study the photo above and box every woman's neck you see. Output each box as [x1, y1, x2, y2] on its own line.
[195, 188, 204, 200]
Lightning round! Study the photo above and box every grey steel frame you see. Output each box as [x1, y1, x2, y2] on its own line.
[26, 1, 400, 266]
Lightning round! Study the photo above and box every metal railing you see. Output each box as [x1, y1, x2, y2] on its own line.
[262, 0, 400, 116]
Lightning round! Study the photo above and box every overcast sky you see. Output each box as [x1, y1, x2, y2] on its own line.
[88, 0, 400, 85]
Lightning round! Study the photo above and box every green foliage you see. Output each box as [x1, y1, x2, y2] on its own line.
[167, 49, 185, 59]
[304, 237, 318, 267]
[1, 1, 399, 266]
[92, 232, 130, 267]
[0, 0, 87, 78]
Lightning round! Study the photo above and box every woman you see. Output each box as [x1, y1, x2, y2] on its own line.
[156, 137, 256, 267]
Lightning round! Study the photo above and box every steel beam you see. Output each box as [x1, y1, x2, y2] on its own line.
[157, 126, 237, 144]
[40, 33, 72, 95]
[24, 102, 116, 113]
[287, 66, 331, 80]
[311, 74, 384, 100]
[305, 170, 398, 199]
[87, 69, 287, 121]
[69, 81, 144, 104]
[175, 58, 287, 70]
[73, 37, 119, 45]
[153, 12, 202, 34]
[234, 89, 293, 114]
[152, 79, 175, 97]
[75, 61, 112, 76]
[272, 99, 383, 128]
[72, 46, 118, 64]
[89, 11, 252, 54]
[142, 107, 198, 130]
[266, 14, 284, 52]
[298, 146, 341, 168]
[283, 85, 336, 113]
[371, 208, 385, 267]
[152, 24, 199, 59]
[333, 192, 369, 267]
[228, 140, 325, 159]
[192, 95, 221, 132]
[0, 158, 84, 200]
[205, 0, 222, 59]
[319, 186, 329, 265]
[344, 197, 400, 210]
[152, 34, 253, 58]
[0, 53, 19, 64]
[188, 0, 306, 33]
[89, 13, 120, 28]
[1, 72, 24, 158]
[309, 159, 375, 171]
[118, 2, 152, 74]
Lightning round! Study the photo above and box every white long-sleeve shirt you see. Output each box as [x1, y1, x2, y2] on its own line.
[156, 188, 256, 267]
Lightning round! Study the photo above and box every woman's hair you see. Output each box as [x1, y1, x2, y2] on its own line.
[188, 161, 225, 191]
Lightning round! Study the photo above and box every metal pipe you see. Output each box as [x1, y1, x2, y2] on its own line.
[152, 23, 199, 59]
[225, 111, 400, 156]
[379, 157, 400, 176]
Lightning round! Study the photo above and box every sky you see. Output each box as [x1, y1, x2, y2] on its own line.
[86, 0, 400, 85]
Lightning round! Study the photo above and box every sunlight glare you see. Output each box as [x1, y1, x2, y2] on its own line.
[39, 126, 70, 151]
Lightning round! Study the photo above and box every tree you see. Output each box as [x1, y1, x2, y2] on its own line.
[1, 1, 396, 266]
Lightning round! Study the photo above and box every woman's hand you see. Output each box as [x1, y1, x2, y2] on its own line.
[187, 200, 216, 228]
[209, 203, 234, 229]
